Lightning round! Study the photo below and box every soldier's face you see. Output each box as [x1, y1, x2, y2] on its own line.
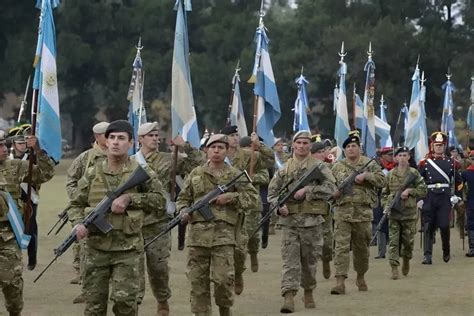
[227, 133, 240, 148]
[14, 142, 27, 155]
[312, 149, 326, 161]
[207, 142, 227, 163]
[95, 133, 107, 147]
[140, 131, 159, 151]
[273, 142, 283, 153]
[106, 132, 132, 157]
[344, 143, 360, 159]
[433, 143, 445, 155]
[292, 138, 311, 157]
[395, 152, 410, 165]
[0, 144, 7, 161]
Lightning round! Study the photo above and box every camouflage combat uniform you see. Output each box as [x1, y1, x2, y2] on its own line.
[228, 145, 274, 277]
[0, 149, 54, 315]
[268, 156, 336, 296]
[331, 156, 385, 278]
[66, 142, 107, 275]
[176, 163, 258, 314]
[68, 159, 165, 316]
[133, 144, 202, 303]
[382, 167, 427, 267]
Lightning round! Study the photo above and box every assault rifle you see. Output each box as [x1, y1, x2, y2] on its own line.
[144, 170, 252, 248]
[34, 165, 150, 282]
[47, 209, 68, 236]
[252, 163, 325, 238]
[370, 172, 418, 245]
[328, 156, 378, 202]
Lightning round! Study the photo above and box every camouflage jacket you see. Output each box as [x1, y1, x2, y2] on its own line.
[382, 167, 427, 220]
[0, 149, 55, 221]
[176, 162, 259, 247]
[331, 156, 386, 222]
[268, 156, 336, 227]
[66, 143, 107, 200]
[68, 159, 165, 252]
[227, 144, 275, 183]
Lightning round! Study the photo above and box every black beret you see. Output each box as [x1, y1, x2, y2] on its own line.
[220, 125, 238, 135]
[342, 134, 360, 149]
[239, 136, 252, 148]
[105, 120, 133, 139]
[311, 142, 325, 153]
[394, 146, 410, 156]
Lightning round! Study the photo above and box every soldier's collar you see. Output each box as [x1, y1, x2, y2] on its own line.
[102, 158, 133, 175]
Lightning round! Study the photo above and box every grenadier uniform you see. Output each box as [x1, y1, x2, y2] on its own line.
[461, 150, 474, 257]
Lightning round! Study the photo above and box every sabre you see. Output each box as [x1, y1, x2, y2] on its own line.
[17, 75, 31, 123]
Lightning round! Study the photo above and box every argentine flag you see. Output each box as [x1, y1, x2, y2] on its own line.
[441, 77, 458, 147]
[404, 65, 422, 150]
[229, 69, 248, 137]
[33, 0, 62, 162]
[334, 60, 350, 160]
[293, 73, 310, 132]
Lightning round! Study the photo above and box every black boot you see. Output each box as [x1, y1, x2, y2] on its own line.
[466, 230, 474, 257]
[422, 223, 433, 265]
[441, 228, 450, 263]
[178, 223, 186, 251]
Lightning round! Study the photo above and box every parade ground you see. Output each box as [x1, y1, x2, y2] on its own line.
[1, 159, 473, 316]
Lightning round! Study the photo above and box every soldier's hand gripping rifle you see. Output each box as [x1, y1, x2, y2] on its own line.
[327, 156, 378, 203]
[252, 164, 325, 238]
[47, 209, 68, 236]
[34, 165, 150, 283]
[370, 172, 418, 245]
[144, 170, 252, 249]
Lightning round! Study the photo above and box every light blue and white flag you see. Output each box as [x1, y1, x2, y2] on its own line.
[415, 72, 429, 162]
[171, 0, 200, 148]
[404, 64, 422, 149]
[441, 75, 458, 146]
[334, 52, 350, 160]
[468, 77, 474, 131]
[229, 68, 248, 136]
[293, 72, 310, 132]
[333, 83, 339, 114]
[362, 46, 376, 157]
[378, 96, 392, 148]
[33, 0, 61, 162]
[4, 192, 31, 249]
[355, 92, 390, 147]
[250, 16, 281, 147]
[127, 38, 147, 155]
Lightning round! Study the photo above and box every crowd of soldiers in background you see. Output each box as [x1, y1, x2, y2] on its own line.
[0, 120, 473, 316]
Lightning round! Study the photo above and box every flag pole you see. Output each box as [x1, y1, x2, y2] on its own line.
[226, 60, 240, 126]
[352, 82, 356, 130]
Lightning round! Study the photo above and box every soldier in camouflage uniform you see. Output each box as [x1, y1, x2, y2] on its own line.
[382, 147, 427, 279]
[177, 134, 258, 316]
[220, 125, 274, 294]
[330, 133, 385, 295]
[268, 131, 336, 313]
[66, 121, 109, 289]
[311, 140, 335, 280]
[0, 130, 55, 316]
[133, 122, 202, 315]
[68, 120, 166, 316]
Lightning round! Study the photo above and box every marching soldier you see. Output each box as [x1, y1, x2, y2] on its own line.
[462, 150, 474, 257]
[269, 130, 336, 313]
[66, 121, 109, 304]
[382, 146, 427, 279]
[176, 134, 258, 316]
[133, 122, 202, 314]
[68, 120, 166, 315]
[330, 132, 385, 295]
[418, 132, 462, 264]
[0, 130, 55, 316]
[220, 125, 274, 294]
[311, 139, 335, 280]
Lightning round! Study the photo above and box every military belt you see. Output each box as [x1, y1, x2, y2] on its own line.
[427, 183, 449, 189]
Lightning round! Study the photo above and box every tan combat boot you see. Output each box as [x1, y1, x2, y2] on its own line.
[302, 289, 315, 309]
[70, 267, 81, 285]
[356, 273, 368, 291]
[218, 306, 232, 316]
[402, 257, 410, 276]
[322, 260, 331, 279]
[157, 300, 170, 316]
[280, 291, 295, 313]
[250, 253, 259, 272]
[330, 276, 346, 295]
[234, 273, 244, 295]
[391, 266, 399, 280]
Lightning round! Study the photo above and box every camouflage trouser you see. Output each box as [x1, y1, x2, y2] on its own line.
[244, 211, 260, 254]
[322, 213, 333, 262]
[138, 223, 171, 302]
[281, 224, 323, 296]
[72, 241, 81, 270]
[388, 219, 417, 266]
[83, 247, 140, 316]
[186, 245, 235, 314]
[234, 214, 248, 277]
[333, 220, 371, 277]
[0, 235, 23, 315]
